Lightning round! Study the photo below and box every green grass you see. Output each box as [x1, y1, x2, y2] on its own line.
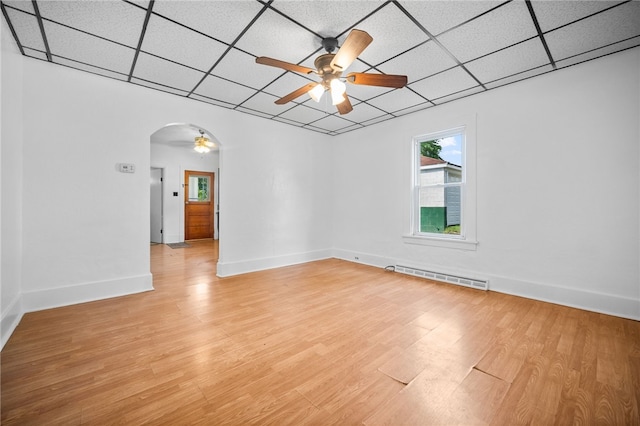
[444, 225, 460, 234]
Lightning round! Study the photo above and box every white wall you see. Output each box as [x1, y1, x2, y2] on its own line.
[1, 19, 25, 348]
[0, 45, 333, 348]
[215, 114, 334, 276]
[332, 47, 640, 320]
[150, 140, 220, 242]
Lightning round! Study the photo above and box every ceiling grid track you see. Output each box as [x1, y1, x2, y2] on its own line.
[128, 0, 155, 82]
[525, 0, 556, 70]
[31, 0, 51, 61]
[0, 0, 636, 135]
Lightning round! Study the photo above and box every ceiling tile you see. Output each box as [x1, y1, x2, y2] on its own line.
[6, 8, 46, 51]
[377, 40, 457, 83]
[192, 75, 256, 106]
[212, 47, 282, 90]
[278, 103, 329, 124]
[465, 38, 550, 84]
[438, 1, 537, 63]
[263, 73, 317, 99]
[531, 1, 618, 33]
[54, 56, 128, 81]
[545, 2, 640, 61]
[38, 0, 146, 48]
[307, 114, 355, 132]
[3, 1, 34, 14]
[399, 0, 503, 36]
[44, 21, 136, 74]
[239, 92, 285, 116]
[152, 0, 264, 45]
[132, 53, 205, 92]
[141, 15, 228, 72]
[352, 2, 429, 67]
[344, 83, 393, 102]
[408, 67, 478, 101]
[270, 1, 384, 39]
[302, 95, 347, 114]
[336, 101, 389, 124]
[484, 64, 553, 89]
[555, 38, 640, 69]
[129, 1, 150, 9]
[365, 87, 427, 113]
[235, 8, 317, 62]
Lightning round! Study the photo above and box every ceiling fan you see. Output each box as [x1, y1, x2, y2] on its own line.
[255, 29, 408, 115]
[194, 129, 214, 153]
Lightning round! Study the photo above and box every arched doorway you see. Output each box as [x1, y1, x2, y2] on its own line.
[150, 123, 222, 244]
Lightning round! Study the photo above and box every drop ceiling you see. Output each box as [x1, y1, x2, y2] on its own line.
[2, 0, 639, 135]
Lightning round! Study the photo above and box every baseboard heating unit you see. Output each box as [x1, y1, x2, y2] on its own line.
[394, 265, 488, 291]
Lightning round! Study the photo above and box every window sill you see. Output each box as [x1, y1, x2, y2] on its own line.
[402, 235, 478, 251]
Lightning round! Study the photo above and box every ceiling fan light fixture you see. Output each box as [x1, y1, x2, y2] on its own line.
[255, 29, 407, 114]
[330, 78, 346, 96]
[330, 78, 346, 105]
[194, 130, 212, 153]
[331, 92, 346, 105]
[309, 84, 325, 102]
[194, 144, 210, 154]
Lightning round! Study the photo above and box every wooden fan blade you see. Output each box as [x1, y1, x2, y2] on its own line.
[330, 29, 373, 72]
[275, 82, 319, 105]
[346, 72, 407, 88]
[336, 94, 353, 115]
[255, 56, 315, 75]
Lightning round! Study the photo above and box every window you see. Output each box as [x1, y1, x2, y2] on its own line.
[404, 116, 477, 250]
[188, 175, 210, 202]
[415, 128, 464, 235]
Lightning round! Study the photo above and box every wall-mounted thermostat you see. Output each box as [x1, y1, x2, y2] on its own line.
[118, 163, 136, 173]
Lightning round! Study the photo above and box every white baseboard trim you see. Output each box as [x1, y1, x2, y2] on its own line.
[1, 294, 24, 350]
[331, 250, 639, 321]
[217, 249, 333, 277]
[21, 273, 154, 313]
[332, 248, 395, 269]
[488, 275, 640, 321]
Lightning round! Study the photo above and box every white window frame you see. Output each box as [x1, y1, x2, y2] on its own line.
[403, 114, 478, 251]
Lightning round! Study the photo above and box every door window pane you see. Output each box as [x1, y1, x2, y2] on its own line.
[188, 175, 210, 201]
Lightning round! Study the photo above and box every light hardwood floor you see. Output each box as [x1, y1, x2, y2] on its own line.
[2, 240, 639, 424]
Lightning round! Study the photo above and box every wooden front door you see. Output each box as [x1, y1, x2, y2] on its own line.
[184, 170, 215, 240]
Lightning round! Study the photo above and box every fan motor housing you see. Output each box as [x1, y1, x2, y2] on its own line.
[314, 54, 339, 77]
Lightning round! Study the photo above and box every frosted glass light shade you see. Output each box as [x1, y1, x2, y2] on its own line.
[330, 79, 346, 105]
[309, 84, 325, 102]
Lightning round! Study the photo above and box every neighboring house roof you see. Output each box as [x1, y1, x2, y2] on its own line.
[420, 156, 447, 166]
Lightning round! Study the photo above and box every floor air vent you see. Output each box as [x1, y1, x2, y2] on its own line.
[395, 265, 488, 291]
